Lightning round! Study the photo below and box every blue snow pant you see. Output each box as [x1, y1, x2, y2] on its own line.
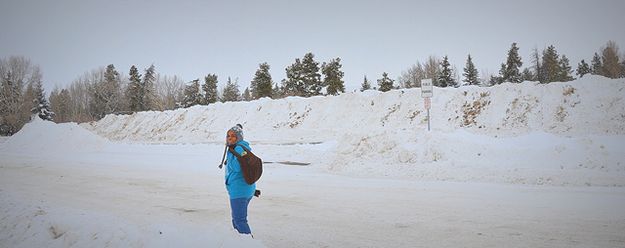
[230, 197, 252, 234]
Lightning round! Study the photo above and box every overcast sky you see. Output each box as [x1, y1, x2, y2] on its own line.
[1, 0, 624, 92]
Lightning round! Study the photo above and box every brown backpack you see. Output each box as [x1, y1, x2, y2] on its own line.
[228, 145, 263, 185]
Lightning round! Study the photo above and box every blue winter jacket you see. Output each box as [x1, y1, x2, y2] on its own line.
[225, 140, 256, 199]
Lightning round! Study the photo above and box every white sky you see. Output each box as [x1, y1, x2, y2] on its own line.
[1, 0, 624, 92]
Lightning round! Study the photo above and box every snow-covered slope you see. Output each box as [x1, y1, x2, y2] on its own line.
[78, 75, 625, 186]
[83, 75, 625, 144]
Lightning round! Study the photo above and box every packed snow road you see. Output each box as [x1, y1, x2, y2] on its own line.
[1, 143, 624, 248]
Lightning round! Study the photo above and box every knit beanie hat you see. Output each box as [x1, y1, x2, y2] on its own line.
[228, 124, 244, 141]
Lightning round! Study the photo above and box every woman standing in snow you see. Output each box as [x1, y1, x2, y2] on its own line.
[222, 124, 256, 236]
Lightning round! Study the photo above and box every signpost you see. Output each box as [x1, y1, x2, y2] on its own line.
[421, 79, 433, 131]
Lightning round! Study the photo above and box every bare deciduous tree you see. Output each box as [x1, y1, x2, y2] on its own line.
[0, 56, 43, 135]
[154, 74, 185, 111]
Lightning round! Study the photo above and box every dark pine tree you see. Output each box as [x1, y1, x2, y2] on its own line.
[282, 58, 304, 97]
[31, 79, 54, 121]
[437, 56, 455, 87]
[242, 87, 251, 101]
[360, 75, 371, 91]
[272, 83, 283, 99]
[502, 42, 523, 83]
[576, 59, 591, 78]
[531, 47, 543, 83]
[182, 79, 202, 108]
[300, 53, 322, 97]
[462, 54, 479, 85]
[222, 77, 241, 102]
[322, 57, 345, 95]
[141, 64, 156, 111]
[377, 72, 394, 92]
[541, 45, 561, 83]
[103, 64, 122, 114]
[591, 52, 603, 75]
[521, 68, 535, 82]
[251, 62, 273, 99]
[126, 65, 142, 112]
[202, 74, 218, 104]
[558, 55, 574, 82]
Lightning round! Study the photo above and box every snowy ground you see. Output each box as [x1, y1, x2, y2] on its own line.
[2, 139, 625, 247]
[2, 76, 625, 247]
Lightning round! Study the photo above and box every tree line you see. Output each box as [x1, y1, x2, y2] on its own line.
[396, 41, 625, 89]
[1, 41, 624, 135]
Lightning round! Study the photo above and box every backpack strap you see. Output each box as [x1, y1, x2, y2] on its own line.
[218, 144, 227, 169]
[228, 146, 242, 158]
[228, 144, 251, 158]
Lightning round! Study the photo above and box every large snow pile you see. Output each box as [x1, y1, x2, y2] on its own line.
[3, 117, 109, 155]
[84, 75, 625, 143]
[79, 75, 625, 186]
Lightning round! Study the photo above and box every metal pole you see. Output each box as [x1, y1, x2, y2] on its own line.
[427, 107, 430, 131]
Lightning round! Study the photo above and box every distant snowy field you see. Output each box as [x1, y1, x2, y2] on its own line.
[1, 76, 625, 247]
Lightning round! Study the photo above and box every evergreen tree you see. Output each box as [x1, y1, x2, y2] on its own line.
[300, 53, 322, 96]
[182, 79, 201, 108]
[49, 88, 71, 123]
[126, 65, 142, 112]
[90, 64, 122, 119]
[202, 74, 218, 104]
[591, 52, 602, 75]
[222, 77, 241, 102]
[492, 63, 507, 85]
[489, 74, 504, 86]
[541, 45, 561, 83]
[360, 75, 371, 91]
[142, 64, 156, 111]
[272, 83, 283, 99]
[103, 64, 122, 113]
[1, 58, 47, 134]
[322, 57, 345, 95]
[242, 87, 251, 101]
[502, 42, 523, 83]
[48, 88, 59, 118]
[601, 41, 621, 78]
[437, 56, 455, 87]
[282, 58, 304, 97]
[521, 68, 535, 82]
[281, 53, 322, 97]
[251, 62, 273, 99]
[531, 47, 543, 83]
[462, 54, 479, 85]
[576, 59, 591, 78]
[87, 73, 106, 119]
[558, 55, 574, 82]
[377, 72, 394, 92]
[31, 79, 54, 121]
[22, 82, 36, 119]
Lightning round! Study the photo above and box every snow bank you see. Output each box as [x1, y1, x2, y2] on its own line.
[74, 76, 625, 186]
[83, 75, 625, 144]
[2, 117, 110, 155]
[331, 129, 625, 186]
[2, 76, 624, 186]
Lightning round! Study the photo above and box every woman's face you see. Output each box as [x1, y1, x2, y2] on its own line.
[227, 130, 238, 145]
